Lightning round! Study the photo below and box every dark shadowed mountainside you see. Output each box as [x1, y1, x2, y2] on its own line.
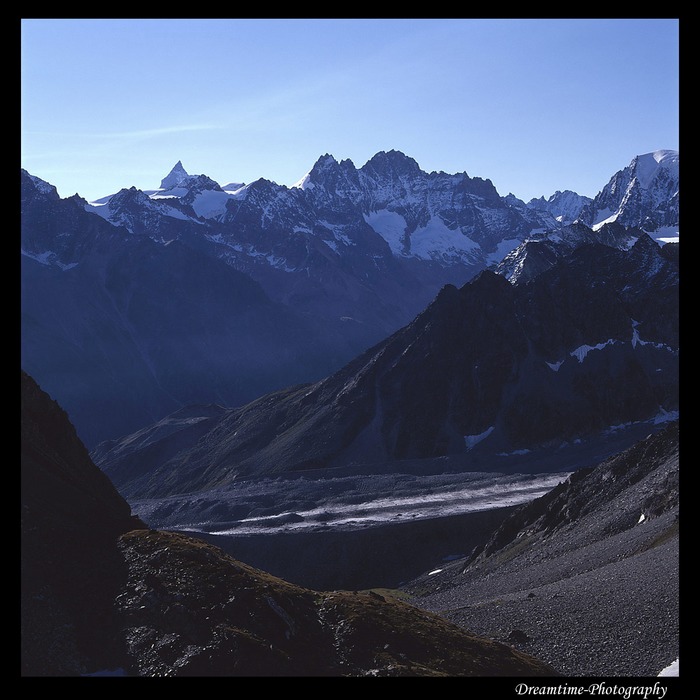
[21, 371, 556, 677]
[96, 232, 678, 499]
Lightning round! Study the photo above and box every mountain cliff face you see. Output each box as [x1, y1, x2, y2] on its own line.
[403, 421, 679, 677]
[578, 150, 679, 233]
[95, 229, 678, 499]
[21, 371, 556, 677]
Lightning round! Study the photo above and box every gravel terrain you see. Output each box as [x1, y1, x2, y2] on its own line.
[402, 424, 679, 677]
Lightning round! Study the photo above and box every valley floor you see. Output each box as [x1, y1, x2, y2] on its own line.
[124, 420, 679, 676]
[130, 470, 570, 590]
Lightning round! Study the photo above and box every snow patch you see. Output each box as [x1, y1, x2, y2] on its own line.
[654, 408, 679, 425]
[570, 340, 615, 362]
[591, 211, 619, 229]
[21, 249, 78, 271]
[546, 360, 564, 372]
[365, 209, 481, 262]
[409, 215, 480, 262]
[21, 249, 53, 265]
[658, 658, 679, 676]
[292, 172, 314, 190]
[364, 209, 407, 255]
[486, 238, 521, 266]
[603, 409, 678, 436]
[464, 426, 494, 450]
[188, 189, 233, 219]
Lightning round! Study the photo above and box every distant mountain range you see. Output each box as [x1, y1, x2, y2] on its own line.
[21, 149, 678, 448]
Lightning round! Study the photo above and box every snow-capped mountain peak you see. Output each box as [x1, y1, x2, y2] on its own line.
[526, 190, 593, 225]
[578, 150, 679, 236]
[631, 150, 679, 190]
[160, 160, 190, 189]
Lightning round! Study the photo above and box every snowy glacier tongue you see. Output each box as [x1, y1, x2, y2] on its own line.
[130, 471, 571, 537]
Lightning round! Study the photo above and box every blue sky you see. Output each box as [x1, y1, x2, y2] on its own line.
[21, 18, 679, 203]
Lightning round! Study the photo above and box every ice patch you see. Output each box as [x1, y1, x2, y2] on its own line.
[546, 360, 564, 372]
[428, 569, 443, 576]
[647, 225, 679, 244]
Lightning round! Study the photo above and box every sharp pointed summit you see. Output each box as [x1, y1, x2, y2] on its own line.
[160, 160, 189, 189]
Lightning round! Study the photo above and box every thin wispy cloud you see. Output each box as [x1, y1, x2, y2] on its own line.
[25, 123, 221, 141]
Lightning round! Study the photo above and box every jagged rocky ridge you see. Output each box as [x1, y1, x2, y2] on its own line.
[20, 170, 363, 447]
[578, 150, 679, 232]
[522, 190, 593, 225]
[21, 370, 556, 677]
[402, 421, 679, 677]
[22, 151, 558, 451]
[95, 229, 678, 499]
[21, 150, 678, 449]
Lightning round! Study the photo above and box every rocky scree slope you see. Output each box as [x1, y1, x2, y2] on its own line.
[21, 370, 556, 677]
[402, 422, 679, 677]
